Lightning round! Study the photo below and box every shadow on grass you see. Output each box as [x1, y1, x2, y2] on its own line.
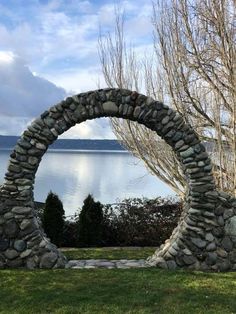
[0, 269, 236, 314]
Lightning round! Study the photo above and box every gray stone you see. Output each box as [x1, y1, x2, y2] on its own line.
[229, 251, 236, 263]
[8, 164, 21, 173]
[182, 248, 192, 256]
[35, 142, 47, 150]
[28, 148, 42, 157]
[14, 240, 26, 252]
[180, 147, 195, 158]
[50, 128, 59, 137]
[6, 258, 23, 268]
[217, 216, 224, 226]
[162, 121, 175, 135]
[205, 253, 217, 265]
[225, 216, 236, 236]
[19, 219, 32, 231]
[191, 184, 215, 193]
[161, 116, 170, 125]
[20, 249, 32, 258]
[168, 246, 178, 256]
[198, 161, 206, 167]
[4, 249, 19, 260]
[213, 227, 224, 237]
[133, 107, 141, 118]
[216, 248, 228, 258]
[15, 146, 27, 155]
[222, 237, 233, 251]
[15, 154, 28, 162]
[96, 261, 115, 267]
[204, 165, 212, 172]
[172, 131, 183, 142]
[219, 261, 230, 271]
[40, 252, 58, 268]
[151, 257, 168, 269]
[187, 167, 201, 174]
[44, 117, 55, 128]
[183, 255, 196, 265]
[215, 206, 225, 215]
[15, 179, 31, 186]
[18, 185, 31, 191]
[4, 212, 14, 219]
[165, 129, 176, 139]
[0, 238, 9, 251]
[224, 209, 234, 220]
[166, 260, 177, 270]
[195, 152, 208, 161]
[4, 220, 19, 237]
[17, 139, 32, 149]
[12, 207, 31, 215]
[193, 144, 204, 153]
[191, 238, 207, 248]
[28, 156, 39, 165]
[205, 233, 214, 242]
[175, 140, 185, 150]
[206, 242, 216, 251]
[102, 101, 118, 115]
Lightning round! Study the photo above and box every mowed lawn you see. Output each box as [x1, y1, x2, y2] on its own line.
[61, 247, 157, 260]
[0, 248, 235, 314]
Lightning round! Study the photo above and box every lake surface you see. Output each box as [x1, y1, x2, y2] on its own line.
[0, 150, 174, 217]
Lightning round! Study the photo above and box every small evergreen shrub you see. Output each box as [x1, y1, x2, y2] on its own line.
[42, 191, 65, 247]
[77, 194, 103, 247]
[61, 220, 78, 247]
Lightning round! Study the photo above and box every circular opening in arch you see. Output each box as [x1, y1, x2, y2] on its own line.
[34, 117, 174, 216]
[33, 117, 179, 249]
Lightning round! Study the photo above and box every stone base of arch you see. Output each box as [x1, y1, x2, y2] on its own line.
[0, 196, 66, 269]
[0, 191, 236, 271]
[148, 192, 236, 271]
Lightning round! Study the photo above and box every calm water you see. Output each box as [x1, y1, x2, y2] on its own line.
[0, 150, 174, 216]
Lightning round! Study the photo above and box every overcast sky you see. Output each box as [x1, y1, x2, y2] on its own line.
[0, 0, 153, 138]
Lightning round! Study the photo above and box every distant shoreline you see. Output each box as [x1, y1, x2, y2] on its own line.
[0, 137, 127, 152]
[0, 148, 129, 154]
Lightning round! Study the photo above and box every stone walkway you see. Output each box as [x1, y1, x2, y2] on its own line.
[66, 259, 152, 269]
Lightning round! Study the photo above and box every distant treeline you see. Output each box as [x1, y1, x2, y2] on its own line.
[0, 135, 126, 151]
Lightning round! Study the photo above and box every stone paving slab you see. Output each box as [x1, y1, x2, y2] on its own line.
[66, 259, 152, 269]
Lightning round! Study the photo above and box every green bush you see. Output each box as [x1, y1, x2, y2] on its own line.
[46, 195, 182, 248]
[77, 194, 103, 247]
[102, 197, 182, 247]
[42, 191, 65, 246]
[61, 220, 78, 247]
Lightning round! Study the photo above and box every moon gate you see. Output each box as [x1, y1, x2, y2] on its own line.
[0, 88, 236, 270]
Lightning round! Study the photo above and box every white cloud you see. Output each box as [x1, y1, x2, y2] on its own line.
[43, 66, 106, 94]
[60, 118, 115, 139]
[0, 0, 155, 139]
[0, 51, 66, 118]
[0, 0, 154, 73]
[0, 50, 115, 138]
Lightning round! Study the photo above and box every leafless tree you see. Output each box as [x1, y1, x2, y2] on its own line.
[98, 0, 236, 197]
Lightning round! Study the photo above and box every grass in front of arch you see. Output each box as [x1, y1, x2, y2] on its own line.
[0, 268, 235, 314]
[61, 247, 157, 260]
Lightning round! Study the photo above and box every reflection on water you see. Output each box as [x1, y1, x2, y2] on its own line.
[0, 150, 174, 216]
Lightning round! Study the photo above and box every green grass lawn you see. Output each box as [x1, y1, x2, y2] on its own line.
[0, 247, 236, 314]
[0, 268, 236, 314]
[61, 247, 157, 260]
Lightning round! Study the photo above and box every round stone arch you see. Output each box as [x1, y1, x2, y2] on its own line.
[0, 88, 236, 270]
